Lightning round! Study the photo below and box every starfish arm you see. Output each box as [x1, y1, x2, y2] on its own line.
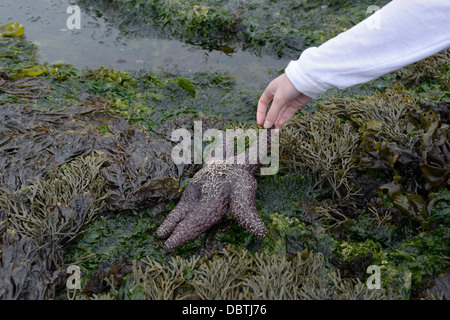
[156, 182, 201, 238]
[163, 209, 225, 250]
[156, 204, 189, 239]
[229, 172, 267, 238]
[157, 163, 268, 250]
[158, 175, 230, 249]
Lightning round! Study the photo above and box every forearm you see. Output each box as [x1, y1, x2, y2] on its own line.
[285, 0, 450, 98]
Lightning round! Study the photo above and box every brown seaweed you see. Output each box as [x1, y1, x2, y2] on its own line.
[280, 110, 360, 198]
[0, 77, 51, 99]
[0, 101, 191, 209]
[0, 225, 60, 300]
[0, 99, 230, 299]
[0, 153, 110, 265]
[81, 259, 129, 296]
[127, 246, 399, 300]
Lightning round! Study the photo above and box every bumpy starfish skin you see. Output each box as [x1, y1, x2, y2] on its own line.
[157, 162, 267, 250]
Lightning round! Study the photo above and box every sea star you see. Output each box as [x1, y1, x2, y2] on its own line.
[157, 129, 275, 250]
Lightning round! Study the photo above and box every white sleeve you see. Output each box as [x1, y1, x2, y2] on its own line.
[285, 0, 450, 99]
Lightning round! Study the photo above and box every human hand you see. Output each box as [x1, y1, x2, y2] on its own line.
[156, 164, 267, 250]
[257, 73, 312, 129]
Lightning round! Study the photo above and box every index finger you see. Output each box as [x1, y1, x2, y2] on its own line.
[256, 89, 273, 126]
[261, 93, 286, 129]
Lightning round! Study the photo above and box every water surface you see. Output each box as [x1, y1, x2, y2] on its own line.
[1, 0, 290, 91]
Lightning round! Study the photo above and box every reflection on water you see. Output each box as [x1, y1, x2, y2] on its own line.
[0, 0, 290, 91]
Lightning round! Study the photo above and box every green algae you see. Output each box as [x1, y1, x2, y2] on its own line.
[427, 188, 450, 227]
[0, 23, 25, 37]
[0, 23, 58, 81]
[65, 211, 164, 267]
[338, 239, 382, 261]
[372, 231, 449, 299]
[174, 77, 196, 97]
[348, 210, 408, 248]
[9, 65, 57, 79]
[1, 33, 259, 124]
[0, 33, 40, 77]
[84, 67, 135, 88]
[397, 50, 450, 103]
[256, 174, 326, 220]
[41, 65, 257, 126]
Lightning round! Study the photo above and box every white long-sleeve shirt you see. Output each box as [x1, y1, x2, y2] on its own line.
[285, 0, 450, 99]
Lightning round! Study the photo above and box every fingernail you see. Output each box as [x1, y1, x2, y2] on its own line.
[264, 120, 271, 128]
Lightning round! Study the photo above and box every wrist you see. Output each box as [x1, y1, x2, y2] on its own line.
[285, 57, 325, 99]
